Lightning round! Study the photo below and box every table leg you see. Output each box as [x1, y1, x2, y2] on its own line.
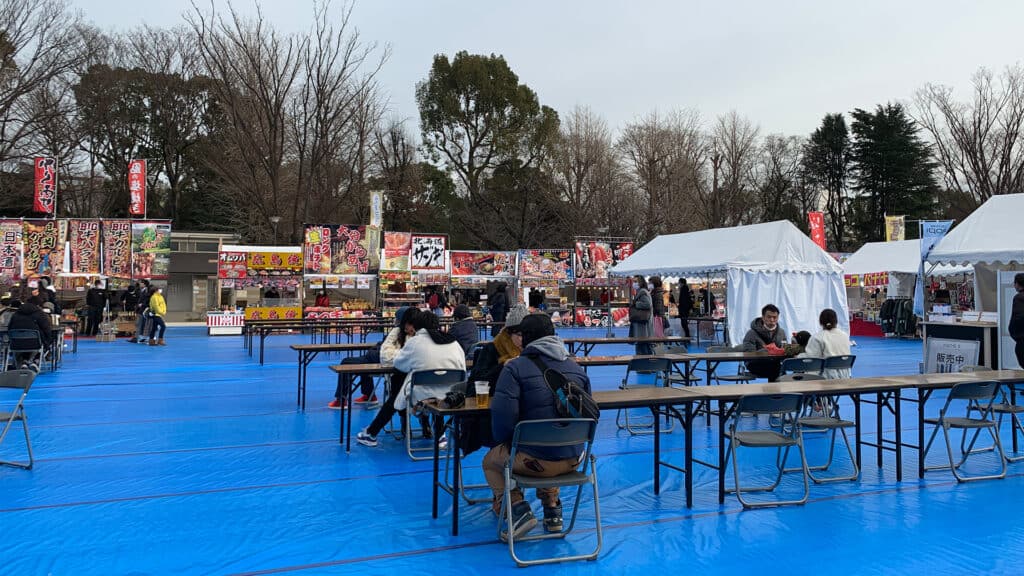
[296, 350, 303, 408]
[894, 388, 902, 482]
[260, 333, 266, 365]
[1013, 387, 1020, 454]
[918, 389, 930, 479]
[432, 413, 441, 519]
[653, 406, 661, 495]
[876, 391, 883, 468]
[338, 374, 345, 447]
[718, 401, 726, 504]
[345, 378, 354, 453]
[452, 416, 461, 536]
[685, 401, 693, 508]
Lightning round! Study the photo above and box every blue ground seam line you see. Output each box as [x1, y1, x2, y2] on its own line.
[27, 389, 295, 405]
[29, 410, 301, 430]
[225, 471, 1024, 576]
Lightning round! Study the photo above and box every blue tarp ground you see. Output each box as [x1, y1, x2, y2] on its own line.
[1, 326, 1022, 575]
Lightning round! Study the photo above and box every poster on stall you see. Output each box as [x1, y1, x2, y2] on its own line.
[382, 231, 411, 270]
[356, 276, 371, 289]
[450, 250, 516, 277]
[303, 224, 379, 275]
[102, 220, 132, 278]
[518, 249, 574, 281]
[0, 220, 23, 282]
[217, 251, 248, 279]
[131, 221, 172, 279]
[246, 251, 302, 276]
[574, 241, 633, 284]
[573, 307, 630, 328]
[410, 234, 447, 271]
[22, 219, 66, 279]
[69, 219, 101, 274]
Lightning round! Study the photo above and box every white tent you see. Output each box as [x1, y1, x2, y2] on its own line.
[612, 220, 849, 345]
[843, 240, 973, 299]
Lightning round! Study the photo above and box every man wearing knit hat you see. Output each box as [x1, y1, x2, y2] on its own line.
[484, 313, 591, 541]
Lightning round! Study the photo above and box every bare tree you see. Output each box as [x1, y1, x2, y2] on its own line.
[690, 111, 759, 229]
[914, 65, 1024, 208]
[755, 134, 812, 225]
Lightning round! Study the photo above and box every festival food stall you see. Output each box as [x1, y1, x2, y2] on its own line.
[216, 245, 303, 326]
[449, 250, 517, 318]
[572, 239, 632, 328]
[303, 224, 379, 320]
[518, 248, 574, 324]
[612, 220, 849, 346]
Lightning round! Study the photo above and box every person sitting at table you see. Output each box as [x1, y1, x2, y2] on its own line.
[353, 308, 419, 443]
[461, 304, 529, 456]
[740, 304, 787, 382]
[484, 313, 591, 540]
[8, 296, 53, 372]
[799, 308, 852, 379]
[448, 304, 479, 355]
[327, 306, 412, 409]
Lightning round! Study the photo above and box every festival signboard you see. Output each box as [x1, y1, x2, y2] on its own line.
[22, 219, 66, 279]
[69, 219, 102, 274]
[0, 220, 23, 283]
[102, 220, 132, 278]
[131, 221, 172, 279]
[450, 250, 516, 277]
[217, 251, 247, 279]
[518, 249, 574, 282]
[862, 272, 890, 288]
[246, 251, 302, 276]
[33, 157, 57, 214]
[128, 159, 147, 216]
[303, 224, 379, 275]
[382, 231, 411, 270]
[410, 234, 447, 271]
[574, 241, 633, 285]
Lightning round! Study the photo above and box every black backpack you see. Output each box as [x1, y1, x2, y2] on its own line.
[527, 355, 601, 421]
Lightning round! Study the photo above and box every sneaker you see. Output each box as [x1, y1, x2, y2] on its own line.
[500, 501, 537, 542]
[543, 503, 563, 533]
[356, 429, 379, 447]
[327, 399, 346, 410]
[354, 395, 378, 404]
[438, 436, 449, 451]
[127, 337, 138, 343]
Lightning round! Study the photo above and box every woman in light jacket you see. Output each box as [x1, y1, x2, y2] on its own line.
[629, 275, 654, 354]
[800, 308, 852, 379]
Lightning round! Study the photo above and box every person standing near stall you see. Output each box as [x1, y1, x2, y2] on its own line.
[85, 280, 108, 336]
[629, 275, 653, 354]
[489, 284, 508, 337]
[1010, 273, 1024, 368]
[676, 279, 693, 338]
[148, 286, 168, 346]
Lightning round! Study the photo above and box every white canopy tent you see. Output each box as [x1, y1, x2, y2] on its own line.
[843, 240, 973, 299]
[927, 193, 1024, 311]
[612, 220, 849, 345]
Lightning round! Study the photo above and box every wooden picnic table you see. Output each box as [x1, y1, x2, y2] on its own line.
[291, 343, 382, 410]
[561, 335, 690, 356]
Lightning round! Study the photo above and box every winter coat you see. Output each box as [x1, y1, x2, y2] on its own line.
[393, 328, 467, 410]
[379, 327, 404, 363]
[8, 303, 53, 347]
[448, 317, 479, 355]
[651, 287, 667, 318]
[86, 287, 107, 309]
[677, 284, 693, 317]
[799, 328, 853, 379]
[490, 291, 508, 322]
[628, 288, 653, 338]
[149, 292, 167, 317]
[491, 335, 592, 461]
[1010, 291, 1024, 342]
[741, 318, 786, 351]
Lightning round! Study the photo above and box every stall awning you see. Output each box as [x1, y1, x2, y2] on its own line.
[928, 194, 1024, 266]
[843, 240, 972, 277]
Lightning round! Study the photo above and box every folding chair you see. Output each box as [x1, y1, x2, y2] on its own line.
[466, 342, 485, 363]
[0, 330, 9, 372]
[959, 366, 1024, 463]
[724, 393, 810, 508]
[7, 330, 44, 372]
[404, 369, 466, 461]
[780, 357, 824, 376]
[615, 357, 674, 435]
[822, 355, 856, 379]
[922, 381, 1007, 482]
[0, 369, 36, 469]
[707, 345, 755, 384]
[498, 418, 601, 567]
[780, 374, 860, 483]
[654, 344, 699, 387]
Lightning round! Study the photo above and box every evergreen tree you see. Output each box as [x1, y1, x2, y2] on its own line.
[849, 103, 939, 243]
[802, 114, 851, 250]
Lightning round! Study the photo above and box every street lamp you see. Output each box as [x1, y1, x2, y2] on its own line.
[269, 216, 281, 245]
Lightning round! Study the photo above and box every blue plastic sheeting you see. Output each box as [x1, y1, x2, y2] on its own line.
[2, 326, 1022, 575]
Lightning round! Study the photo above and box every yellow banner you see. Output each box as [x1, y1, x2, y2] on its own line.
[885, 216, 905, 242]
[245, 306, 302, 320]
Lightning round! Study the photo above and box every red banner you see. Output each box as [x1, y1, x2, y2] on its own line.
[808, 211, 827, 251]
[102, 220, 132, 278]
[128, 159, 146, 216]
[33, 157, 57, 214]
[69, 220, 101, 274]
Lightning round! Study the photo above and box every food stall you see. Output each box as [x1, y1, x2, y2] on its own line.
[449, 250, 517, 318]
[518, 248, 574, 324]
[303, 224, 381, 319]
[215, 245, 303, 327]
[572, 239, 633, 328]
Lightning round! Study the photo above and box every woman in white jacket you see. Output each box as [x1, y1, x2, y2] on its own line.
[800, 308, 852, 379]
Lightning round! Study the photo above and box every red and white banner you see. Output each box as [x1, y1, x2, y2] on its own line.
[128, 159, 147, 216]
[808, 211, 827, 251]
[33, 157, 57, 214]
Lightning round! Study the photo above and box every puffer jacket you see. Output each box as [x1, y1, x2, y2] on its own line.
[447, 317, 479, 354]
[491, 335, 591, 461]
[741, 317, 786, 351]
[8, 303, 53, 347]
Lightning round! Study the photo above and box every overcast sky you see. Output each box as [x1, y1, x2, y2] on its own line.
[76, 0, 1024, 136]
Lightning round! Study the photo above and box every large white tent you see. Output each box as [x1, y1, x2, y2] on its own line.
[843, 240, 972, 299]
[612, 220, 848, 345]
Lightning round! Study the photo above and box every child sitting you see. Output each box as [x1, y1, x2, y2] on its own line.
[784, 331, 812, 357]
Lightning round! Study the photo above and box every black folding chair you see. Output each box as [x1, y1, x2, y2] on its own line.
[922, 381, 1007, 482]
[616, 357, 674, 435]
[0, 369, 36, 470]
[404, 369, 467, 461]
[7, 330, 45, 372]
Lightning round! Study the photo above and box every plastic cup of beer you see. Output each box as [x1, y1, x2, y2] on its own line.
[474, 381, 491, 409]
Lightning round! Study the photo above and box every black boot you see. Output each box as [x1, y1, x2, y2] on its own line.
[543, 501, 563, 533]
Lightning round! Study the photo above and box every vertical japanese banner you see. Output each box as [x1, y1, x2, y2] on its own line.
[33, 157, 58, 215]
[128, 159, 147, 216]
[22, 219, 66, 279]
[0, 220, 23, 283]
[369, 190, 383, 228]
[807, 211, 827, 251]
[885, 215, 905, 242]
[131, 221, 172, 279]
[102, 220, 132, 278]
[913, 220, 954, 316]
[410, 234, 447, 271]
[69, 219, 101, 274]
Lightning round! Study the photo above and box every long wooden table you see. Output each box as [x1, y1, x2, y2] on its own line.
[291, 343, 381, 410]
[562, 336, 690, 356]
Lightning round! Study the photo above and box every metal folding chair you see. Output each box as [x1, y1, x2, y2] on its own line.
[7, 330, 45, 372]
[781, 374, 860, 483]
[404, 369, 466, 461]
[0, 369, 36, 469]
[780, 357, 824, 376]
[498, 418, 601, 567]
[615, 357, 674, 435]
[724, 393, 810, 508]
[922, 381, 1007, 482]
[466, 342, 485, 363]
[707, 345, 756, 384]
[960, 367, 1024, 463]
[822, 355, 856, 379]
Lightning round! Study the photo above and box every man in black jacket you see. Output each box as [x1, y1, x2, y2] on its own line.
[489, 284, 508, 337]
[8, 296, 53, 372]
[448, 304, 479, 355]
[85, 280, 107, 336]
[129, 279, 150, 344]
[1010, 273, 1024, 369]
[483, 313, 591, 540]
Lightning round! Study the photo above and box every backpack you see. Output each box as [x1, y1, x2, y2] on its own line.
[527, 355, 601, 421]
